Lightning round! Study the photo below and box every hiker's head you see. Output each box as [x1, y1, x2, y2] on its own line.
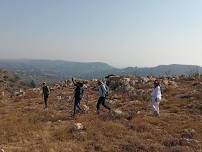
[42, 82, 46, 86]
[106, 80, 110, 86]
[75, 81, 83, 87]
[97, 80, 102, 86]
[154, 80, 160, 87]
[78, 82, 83, 87]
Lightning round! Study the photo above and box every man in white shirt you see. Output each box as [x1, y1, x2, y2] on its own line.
[96, 81, 111, 115]
[151, 80, 162, 116]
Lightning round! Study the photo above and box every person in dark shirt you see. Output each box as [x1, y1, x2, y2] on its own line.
[42, 82, 49, 109]
[72, 78, 84, 116]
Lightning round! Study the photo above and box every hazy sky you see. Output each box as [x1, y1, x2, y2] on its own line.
[0, 0, 202, 67]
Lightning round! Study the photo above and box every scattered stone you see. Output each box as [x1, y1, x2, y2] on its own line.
[74, 123, 84, 130]
[163, 79, 169, 86]
[175, 94, 192, 99]
[179, 138, 200, 148]
[57, 95, 62, 101]
[127, 111, 136, 120]
[181, 129, 196, 139]
[82, 105, 90, 112]
[47, 121, 52, 125]
[108, 100, 115, 104]
[1, 91, 4, 97]
[110, 109, 124, 119]
[169, 81, 178, 88]
[141, 77, 150, 83]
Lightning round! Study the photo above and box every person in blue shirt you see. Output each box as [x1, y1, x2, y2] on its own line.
[96, 80, 111, 115]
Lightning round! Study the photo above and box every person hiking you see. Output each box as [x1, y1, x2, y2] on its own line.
[96, 80, 111, 115]
[151, 80, 162, 116]
[72, 77, 84, 116]
[42, 82, 50, 109]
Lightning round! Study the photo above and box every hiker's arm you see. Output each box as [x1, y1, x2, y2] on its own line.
[72, 77, 77, 86]
[47, 86, 50, 94]
[81, 88, 84, 97]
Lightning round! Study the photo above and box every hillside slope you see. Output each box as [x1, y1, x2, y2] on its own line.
[0, 75, 202, 152]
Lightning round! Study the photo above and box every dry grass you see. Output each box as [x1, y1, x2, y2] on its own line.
[0, 77, 202, 152]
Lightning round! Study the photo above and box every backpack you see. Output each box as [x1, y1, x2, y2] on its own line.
[105, 85, 109, 97]
[100, 84, 109, 97]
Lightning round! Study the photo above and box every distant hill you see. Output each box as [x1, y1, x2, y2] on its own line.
[81, 64, 202, 79]
[0, 59, 114, 83]
[115, 64, 202, 76]
[0, 59, 201, 84]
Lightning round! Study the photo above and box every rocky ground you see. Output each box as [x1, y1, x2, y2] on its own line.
[0, 74, 202, 152]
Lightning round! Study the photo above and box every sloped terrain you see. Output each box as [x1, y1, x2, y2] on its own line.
[0, 75, 202, 152]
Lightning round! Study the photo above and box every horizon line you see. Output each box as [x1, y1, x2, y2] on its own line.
[0, 58, 202, 69]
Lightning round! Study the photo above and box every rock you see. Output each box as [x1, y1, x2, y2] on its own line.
[163, 79, 169, 86]
[47, 121, 52, 125]
[108, 100, 115, 104]
[74, 123, 84, 130]
[83, 84, 88, 89]
[2, 91, 5, 97]
[141, 77, 150, 83]
[49, 148, 55, 152]
[127, 111, 136, 120]
[0, 148, 5, 152]
[123, 78, 130, 82]
[175, 93, 195, 99]
[129, 100, 140, 104]
[57, 95, 62, 101]
[181, 129, 196, 139]
[169, 81, 178, 88]
[137, 89, 145, 96]
[129, 80, 137, 86]
[82, 105, 89, 112]
[110, 109, 124, 119]
[179, 138, 200, 147]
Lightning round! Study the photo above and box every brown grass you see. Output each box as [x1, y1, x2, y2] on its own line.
[0, 78, 202, 152]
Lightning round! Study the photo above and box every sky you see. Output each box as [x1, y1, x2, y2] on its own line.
[0, 0, 202, 68]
